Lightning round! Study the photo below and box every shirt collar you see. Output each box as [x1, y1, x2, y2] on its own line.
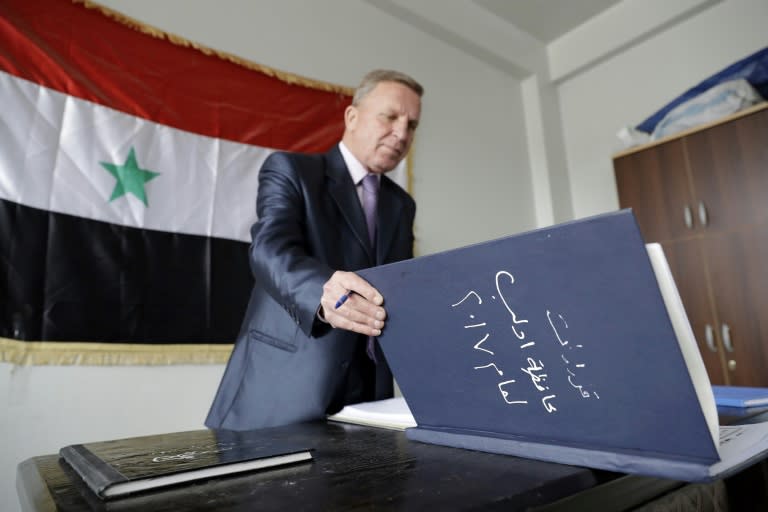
[339, 142, 379, 185]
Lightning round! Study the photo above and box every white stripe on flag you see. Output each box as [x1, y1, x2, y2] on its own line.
[1, 71, 266, 242]
[0, 71, 408, 243]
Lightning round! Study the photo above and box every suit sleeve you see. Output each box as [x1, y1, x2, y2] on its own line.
[248, 152, 333, 338]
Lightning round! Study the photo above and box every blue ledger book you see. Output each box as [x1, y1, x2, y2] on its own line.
[713, 386, 768, 408]
[359, 209, 768, 482]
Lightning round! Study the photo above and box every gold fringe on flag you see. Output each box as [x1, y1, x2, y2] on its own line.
[0, 337, 232, 366]
[74, 0, 354, 96]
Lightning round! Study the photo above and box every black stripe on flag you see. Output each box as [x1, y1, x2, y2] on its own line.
[0, 198, 252, 343]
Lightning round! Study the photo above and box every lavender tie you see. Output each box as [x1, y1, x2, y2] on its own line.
[361, 173, 379, 361]
[361, 173, 379, 247]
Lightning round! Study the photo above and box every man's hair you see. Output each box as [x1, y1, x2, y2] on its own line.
[352, 69, 424, 105]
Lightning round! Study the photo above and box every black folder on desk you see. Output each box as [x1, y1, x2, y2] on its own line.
[59, 429, 312, 499]
[359, 209, 768, 482]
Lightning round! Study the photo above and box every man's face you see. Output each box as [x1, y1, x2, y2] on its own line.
[343, 81, 421, 174]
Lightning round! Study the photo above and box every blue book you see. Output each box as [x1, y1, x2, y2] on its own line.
[713, 386, 768, 408]
[359, 210, 768, 482]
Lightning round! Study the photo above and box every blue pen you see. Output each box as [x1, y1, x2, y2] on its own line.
[334, 292, 349, 309]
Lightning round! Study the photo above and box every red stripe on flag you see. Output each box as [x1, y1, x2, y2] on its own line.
[0, 0, 350, 152]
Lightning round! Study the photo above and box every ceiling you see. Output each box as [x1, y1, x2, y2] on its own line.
[472, 0, 624, 43]
[365, 0, 628, 78]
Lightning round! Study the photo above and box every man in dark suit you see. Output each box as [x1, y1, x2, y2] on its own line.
[205, 69, 423, 430]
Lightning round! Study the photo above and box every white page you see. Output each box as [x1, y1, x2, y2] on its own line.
[327, 397, 417, 430]
[646, 243, 719, 450]
[710, 423, 768, 478]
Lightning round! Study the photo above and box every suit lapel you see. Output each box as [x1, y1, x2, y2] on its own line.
[376, 176, 404, 264]
[325, 146, 374, 261]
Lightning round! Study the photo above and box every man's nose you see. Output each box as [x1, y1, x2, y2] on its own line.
[391, 118, 407, 141]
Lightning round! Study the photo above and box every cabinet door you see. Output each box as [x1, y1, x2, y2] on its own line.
[661, 239, 727, 385]
[685, 108, 768, 232]
[614, 139, 696, 243]
[704, 227, 768, 386]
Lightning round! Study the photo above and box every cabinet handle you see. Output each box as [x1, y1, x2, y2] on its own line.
[698, 201, 708, 227]
[722, 323, 734, 353]
[705, 324, 717, 352]
[684, 205, 693, 229]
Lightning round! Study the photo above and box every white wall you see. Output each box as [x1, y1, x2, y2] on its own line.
[3, 2, 529, 510]
[556, 0, 768, 220]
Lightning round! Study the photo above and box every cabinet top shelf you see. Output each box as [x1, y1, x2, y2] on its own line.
[613, 101, 768, 159]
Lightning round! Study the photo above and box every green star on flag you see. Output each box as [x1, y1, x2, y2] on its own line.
[100, 147, 160, 206]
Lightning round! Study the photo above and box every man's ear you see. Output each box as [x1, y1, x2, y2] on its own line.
[344, 105, 358, 130]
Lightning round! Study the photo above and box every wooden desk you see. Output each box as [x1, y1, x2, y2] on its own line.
[16, 420, 702, 512]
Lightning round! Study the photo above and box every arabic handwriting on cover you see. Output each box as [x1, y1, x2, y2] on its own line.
[452, 270, 600, 413]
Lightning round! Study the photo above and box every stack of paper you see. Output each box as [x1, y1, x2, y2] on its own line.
[327, 397, 417, 430]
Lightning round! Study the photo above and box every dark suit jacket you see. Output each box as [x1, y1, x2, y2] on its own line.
[205, 145, 415, 430]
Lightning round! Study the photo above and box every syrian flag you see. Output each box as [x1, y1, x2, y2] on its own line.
[0, 0, 405, 350]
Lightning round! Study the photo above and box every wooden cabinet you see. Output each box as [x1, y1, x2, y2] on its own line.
[613, 104, 768, 386]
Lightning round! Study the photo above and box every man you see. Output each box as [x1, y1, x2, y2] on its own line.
[205, 69, 423, 430]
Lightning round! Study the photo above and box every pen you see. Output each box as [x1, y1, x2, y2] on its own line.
[334, 292, 349, 309]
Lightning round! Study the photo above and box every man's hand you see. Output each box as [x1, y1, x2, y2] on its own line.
[320, 271, 386, 336]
